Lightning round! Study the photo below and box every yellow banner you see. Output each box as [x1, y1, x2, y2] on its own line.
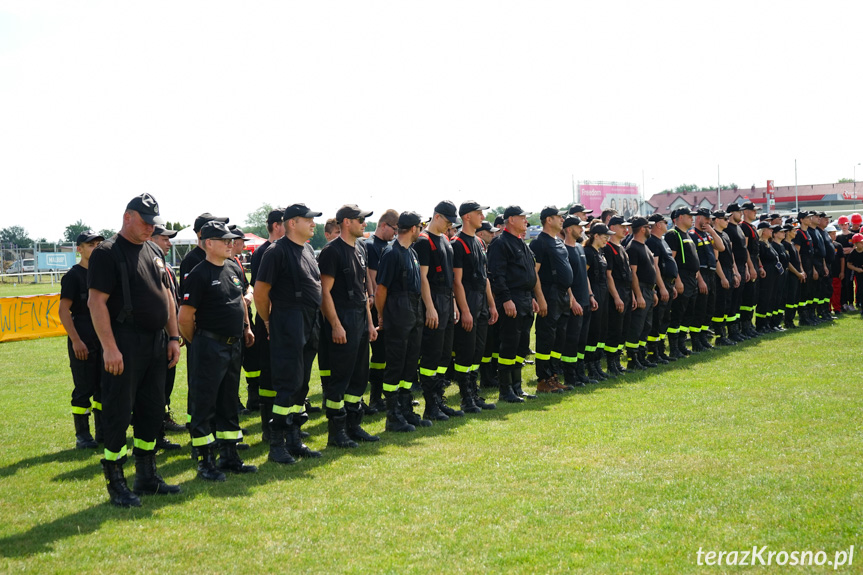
[0, 294, 67, 343]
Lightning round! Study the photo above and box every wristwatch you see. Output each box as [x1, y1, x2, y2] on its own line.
[169, 336, 181, 342]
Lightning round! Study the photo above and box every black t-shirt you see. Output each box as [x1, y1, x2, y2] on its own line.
[665, 227, 700, 274]
[716, 230, 734, 271]
[566, 242, 590, 305]
[365, 235, 390, 272]
[250, 240, 271, 286]
[414, 231, 453, 291]
[256, 238, 322, 309]
[530, 232, 574, 290]
[836, 233, 853, 250]
[584, 245, 607, 289]
[318, 237, 369, 306]
[831, 242, 845, 278]
[846, 249, 863, 273]
[182, 259, 246, 337]
[603, 241, 632, 285]
[726, 223, 748, 272]
[793, 229, 814, 268]
[179, 246, 206, 293]
[741, 221, 760, 266]
[690, 228, 716, 269]
[452, 232, 488, 293]
[627, 240, 656, 286]
[88, 234, 169, 332]
[60, 264, 97, 343]
[377, 242, 421, 295]
[646, 234, 678, 279]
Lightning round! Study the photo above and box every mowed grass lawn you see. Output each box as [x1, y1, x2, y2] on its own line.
[1, 311, 862, 573]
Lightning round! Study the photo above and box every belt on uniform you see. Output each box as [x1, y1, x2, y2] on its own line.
[196, 329, 241, 345]
[642, 283, 655, 291]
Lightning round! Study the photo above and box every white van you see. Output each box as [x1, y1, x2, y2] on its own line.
[5, 258, 35, 274]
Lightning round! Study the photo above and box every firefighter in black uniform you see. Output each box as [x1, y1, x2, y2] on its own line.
[815, 213, 836, 320]
[603, 216, 635, 375]
[710, 211, 739, 345]
[739, 201, 763, 337]
[645, 213, 677, 363]
[318, 204, 380, 447]
[725, 204, 750, 341]
[254, 204, 324, 464]
[754, 222, 782, 332]
[248, 208, 284, 438]
[59, 230, 104, 449]
[625, 217, 659, 369]
[180, 212, 229, 293]
[88, 194, 181, 507]
[478, 221, 502, 390]
[530, 206, 574, 392]
[451, 201, 498, 411]
[375, 211, 425, 432]
[793, 211, 818, 326]
[487, 206, 543, 402]
[561, 216, 597, 386]
[665, 208, 702, 359]
[179, 222, 256, 480]
[689, 208, 723, 351]
[782, 223, 804, 328]
[770, 225, 791, 330]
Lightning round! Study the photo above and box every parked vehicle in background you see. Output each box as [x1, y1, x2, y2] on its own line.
[526, 225, 541, 241]
[5, 258, 35, 274]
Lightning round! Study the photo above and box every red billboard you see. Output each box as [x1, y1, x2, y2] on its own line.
[577, 182, 641, 218]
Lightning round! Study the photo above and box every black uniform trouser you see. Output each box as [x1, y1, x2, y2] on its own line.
[799, 260, 815, 310]
[713, 266, 734, 328]
[627, 284, 655, 350]
[534, 285, 569, 380]
[785, 273, 801, 322]
[480, 311, 499, 384]
[68, 336, 102, 414]
[670, 272, 698, 336]
[188, 333, 242, 446]
[741, 267, 759, 323]
[855, 272, 863, 309]
[368, 306, 386, 386]
[729, 265, 746, 324]
[496, 291, 533, 376]
[453, 290, 489, 384]
[382, 293, 423, 395]
[561, 300, 589, 375]
[252, 312, 274, 403]
[606, 284, 632, 354]
[842, 268, 855, 306]
[319, 305, 370, 417]
[692, 269, 715, 333]
[269, 305, 319, 419]
[756, 271, 778, 325]
[820, 263, 832, 309]
[419, 291, 454, 388]
[101, 324, 166, 460]
[586, 288, 608, 361]
[649, 276, 675, 345]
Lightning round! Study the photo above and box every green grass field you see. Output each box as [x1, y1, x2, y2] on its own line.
[1, 313, 862, 574]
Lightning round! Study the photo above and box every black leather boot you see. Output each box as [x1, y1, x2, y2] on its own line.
[399, 391, 432, 427]
[576, 360, 597, 384]
[384, 393, 416, 432]
[367, 380, 385, 414]
[196, 443, 227, 480]
[102, 456, 141, 507]
[74, 413, 98, 449]
[605, 351, 622, 376]
[627, 350, 646, 371]
[668, 334, 685, 360]
[217, 441, 258, 473]
[346, 407, 379, 442]
[639, 348, 657, 368]
[511, 367, 537, 398]
[436, 378, 464, 418]
[469, 372, 496, 410]
[458, 380, 482, 414]
[614, 351, 628, 374]
[497, 369, 524, 403]
[288, 415, 322, 458]
[260, 402, 273, 442]
[267, 415, 296, 465]
[327, 414, 358, 448]
[690, 332, 705, 352]
[657, 339, 674, 362]
[132, 449, 181, 494]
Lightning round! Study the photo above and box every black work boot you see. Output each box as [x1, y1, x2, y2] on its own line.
[690, 332, 706, 352]
[133, 449, 182, 494]
[497, 369, 523, 403]
[327, 414, 359, 448]
[74, 413, 98, 449]
[399, 391, 432, 427]
[101, 457, 141, 507]
[93, 409, 104, 443]
[196, 443, 227, 481]
[614, 351, 628, 374]
[421, 377, 449, 421]
[217, 441, 257, 473]
[384, 393, 416, 432]
[267, 415, 296, 465]
[657, 339, 674, 362]
[156, 422, 181, 451]
[458, 380, 482, 414]
[260, 402, 273, 442]
[469, 372, 496, 410]
[699, 332, 714, 350]
[245, 380, 261, 411]
[647, 342, 667, 365]
[288, 415, 322, 458]
[605, 351, 621, 376]
[436, 377, 464, 417]
[511, 367, 537, 398]
[639, 348, 657, 368]
[346, 407, 379, 442]
[627, 350, 646, 371]
[479, 361, 499, 389]
[668, 334, 685, 360]
[366, 380, 385, 415]
[679, 333, 693, 355]
[576, 361, 597, 384]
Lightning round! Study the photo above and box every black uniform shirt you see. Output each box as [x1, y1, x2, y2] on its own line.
[811, 226, 826, 260]
[773, 240, 790, 273]
[783, 240, 801, 270]
[646, 234, 678, 279]
[179, 246, 206, 293]
[365, 234, 390, 272]
[377, 241, 421, 295]
[793, 229, 814, 268]
[820, 228, 835, 264]
[690, 228, 717, 269]
[727, 222, 748, 272]
[182, 259, 246, 337]
[61, 264, 97, 342]
[530, 231, 573, 290]
[665, 227, 700, 274]
[318, 237, 368, 306]
[627, 240, 656, 286]
[250, 240, 271, 286]
[758, 240, 782, 277]
[604, 242, 632, 285]
[584, 245, 608, 289]
[88, 234, 169, 332]
[452, 232, 488, 293]
[487, 230, 537, 301]
[414, 231, 454, 291]
[566, 242, 590, 305]
[256, 238, 322, 309]
[831, 242, 845, 278]
[716, 230, 734, 271]
[741, 221, 760, 267]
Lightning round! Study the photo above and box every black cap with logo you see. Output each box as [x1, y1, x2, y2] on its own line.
[194, 212, 229, 232]
[127, 194, 165, 225]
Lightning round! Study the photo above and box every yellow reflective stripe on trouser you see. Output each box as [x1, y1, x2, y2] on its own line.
[345, 394, 362, 404]
[711, 316, 724, 322]
[647, 335, 660, 341]
[104, 445, 128, 461]
[133, 437, 156, 451]
[498, 357, 516, 366]
[326, 399, 345, 410]
[740, 305, 754, 311]
[625, 342, 639, 349]
[667, 327, 679, 334]
[383, 383, 400, 392]
[273, 404, 290, 416]
[91, 401, 102, 411]
[454, 363, 471, 373]
[71, 406, 90, 415]
[319, 370, 332, 377]
[436, 366, 448, 374]
[186, 413, 192, 423]
[419, 367, 437, 377]
[244, 370, 261, 378]
[577, 353, 585, 360]
[492, 353, 499, 359]
[515, 355, 525, 364]
[584, 345, 596, 352]
[288, 404, 304, 414]
[561, 355, 577, 363]
[471, 364, 480, 371]
[550, 351, 561, 359]
[481, 356, 492, 363]
[399, 380, 413, 389]
[259, 388, 277, 398]
[534, 352, 551, 361]
[369, 362, 386, 369]
[192, 434, 215, 447]
[754, 312, 766, 318]
[216, 430, 243, 441]
[603, 345, 615, 352]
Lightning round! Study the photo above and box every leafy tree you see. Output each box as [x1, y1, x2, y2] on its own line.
[310, 224, 327, 249]
[63, 219, 91, 243]
[839, 178, 854, 183]
[166, 222, 188, 231]
[244, 203, 274, 238]
[0, 226, 34, 248]
[99, 228, 117, 239]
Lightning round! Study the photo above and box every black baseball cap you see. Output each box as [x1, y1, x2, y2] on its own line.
[478, 221, 499, 233]
[336, 204, 373, 222]
[152, 225, 177, 238]
[726, 203, 742, 213]
[283, 203, 322, 220]
[194, 212, 229, 232]
[493, 215, 505, 227]
[398, 211, 423, 228]
[630, 216, 649, 230]
[434, 200, 460, 224]
[756, 221, 771, 230]
[711, 210, 728, 219]
[503, 205, 530, 219]
[76, 230, 105, 245]
[588, 223, 611, 236]
[608, 216, 632, 227]
[228, 225, 249, 240]
[672, 207, 693, 218]
[562, 216, 583, 229]
[647, 213, 667, 223]
[568, 204, 593, 215]
[770, 224, 784, 233]
[126, 194, 165, 226]
[267, 208, 285, 225]
[740, 201, 761, 211]
[695, 207, 712, 217]
[540, 206, 567, 221]
[459, 201, 490, 216]
[200, 221, 241, 240]
[797, 211, 812, 221]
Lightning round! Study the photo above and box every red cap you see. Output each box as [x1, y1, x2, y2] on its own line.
[838, 215, 850, 225]
[851, 213, 863, 226]
[852, 233, 863, 244]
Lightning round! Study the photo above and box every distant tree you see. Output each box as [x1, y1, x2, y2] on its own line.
[244, 203, 274, 237]
[166, 221, 188, 231]
[0, 226, 34, 248]
[63, 219, 91, 243]
[310, 224, 327, 249]
[839, 178, 854, 183]
[99, 228, 117, 239]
